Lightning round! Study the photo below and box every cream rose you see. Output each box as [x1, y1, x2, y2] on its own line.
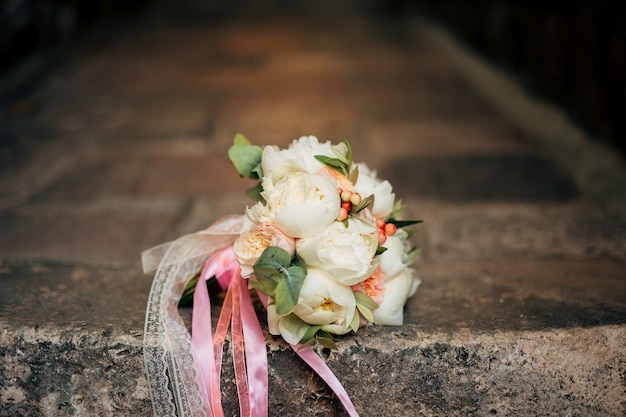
[378, 229, 411, 279]
[233, 222, 296, 277]
[261, 136, 334, 183]
[372, 268, 420, 326]
[242, 201, 270, 226]
[353, 163, 395, 220]
[296, 217, 379, 286]
[261, 172, 340, 238]
[267, 305, 309, 345]
[292, 267, 356, 336]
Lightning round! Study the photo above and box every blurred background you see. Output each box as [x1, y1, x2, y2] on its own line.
[1, 0, 625, 161]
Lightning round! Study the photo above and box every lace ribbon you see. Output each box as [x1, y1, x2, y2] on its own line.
[143, 215, 243, 417]
[142, 215, 360, 417]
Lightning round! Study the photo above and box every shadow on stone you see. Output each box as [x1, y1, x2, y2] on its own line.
[382, 154, 579, 202]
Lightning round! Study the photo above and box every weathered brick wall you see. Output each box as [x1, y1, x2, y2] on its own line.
[420, 0, 626, 154]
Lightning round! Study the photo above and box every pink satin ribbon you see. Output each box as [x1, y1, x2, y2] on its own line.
[191, 247, 231, 417]
[192, 247, 268, 417]
[191, 246, 359, 417]
[294, 347, 360, 417]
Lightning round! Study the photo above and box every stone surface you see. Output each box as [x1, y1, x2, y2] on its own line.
[386, 154, 579, 202]
[0, 1, 625, 416]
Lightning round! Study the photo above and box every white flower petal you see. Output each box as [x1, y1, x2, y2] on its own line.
[372, 268, 420, 326]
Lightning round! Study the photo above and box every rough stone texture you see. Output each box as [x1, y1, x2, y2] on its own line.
[1, 1, 625, 416]
[0, 325, 149, 417]
[2, 319, 623, 417]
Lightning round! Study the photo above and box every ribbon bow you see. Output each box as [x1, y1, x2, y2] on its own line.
[142, 215, 359, 416]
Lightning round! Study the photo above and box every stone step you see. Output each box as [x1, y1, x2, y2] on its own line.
[1, 258, 624, 416]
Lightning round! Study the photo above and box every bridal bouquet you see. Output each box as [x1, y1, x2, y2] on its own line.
[142, 135, 421, 417]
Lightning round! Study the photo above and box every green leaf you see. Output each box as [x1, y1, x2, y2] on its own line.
[354, 292, 379, 310]
[248, 277, 278, 296]
[316, 336, 338, 350]
[350, 310, 360, 332]
[179, 275, 219, 306]
[388, 219, 423, 228]
[246, 182, 264, 202]
[350, 194, 374, 214]
[274, 265, 305, 315]
[252, 247, 309, 312]
[348, 164, 359, 184]
[357, 304, 375, 323]
[179, 274, 199, 306]
[314, 155, 347, 172]
[233, 133, 250, 146]
[252, 264, 283, 286]
[375, 245, 388, 255]
[228, 134, 263, 179]
[254, 247, 292, 272]
[390, 199, 406, 220]
[301, 325, 322, 342]
[297, 337, 316, 350]
[291, 253, 308, 276]
[354, 291, 378, 324]
[252, 247, 292, 296]
[404, 246, 422, 266]
[331, 147, 348, 165]
[279, 313, 310, 344]
[342, 139, 352, 165]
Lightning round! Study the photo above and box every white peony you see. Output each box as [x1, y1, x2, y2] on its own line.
[378, 229, 410, 279]
[267, 305, 310, 345]
[261, 172, 340, 238]
[233, 222, 296, 277]
[353, 163, 395, 220]
[296, 217, 379, 286]
[372, 268, 420, 326]
[242, 201, 270, 227]
[261, 136, 334, 184]
[293, 267, 356, 336]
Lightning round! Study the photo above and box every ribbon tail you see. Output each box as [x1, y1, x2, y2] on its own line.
[191, 247, 239, 417]
[191, 279, 215, 416]
[294, 347, 361, 417]
[231, 275, 252, 417]
[209, 284, 233, 417]
[239, 271, 269, 417]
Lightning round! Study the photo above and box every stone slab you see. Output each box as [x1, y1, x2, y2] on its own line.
[409, 259, 626, 331]
[1, 317, 623, 416]
[2, 255, 623, 349]
[0, 204, 183, 265]
[0, 256, 623, 416]
[385, 154, 579, 202]
[0, 261, 148, 330]
[409, 200, 626, 261]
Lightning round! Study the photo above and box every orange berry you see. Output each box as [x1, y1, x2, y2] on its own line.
[378, 231, 387, 244]
[376, 218, 386, 229]
[337, 207, 349, 221]
[342, 202, 352, 211]
[384, 223, 397, 236]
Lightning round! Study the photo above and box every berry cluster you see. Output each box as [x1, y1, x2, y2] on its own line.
[336, 188, 362, 221]
[336, 188, 397, 244]
[375, 218, 396, 244]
